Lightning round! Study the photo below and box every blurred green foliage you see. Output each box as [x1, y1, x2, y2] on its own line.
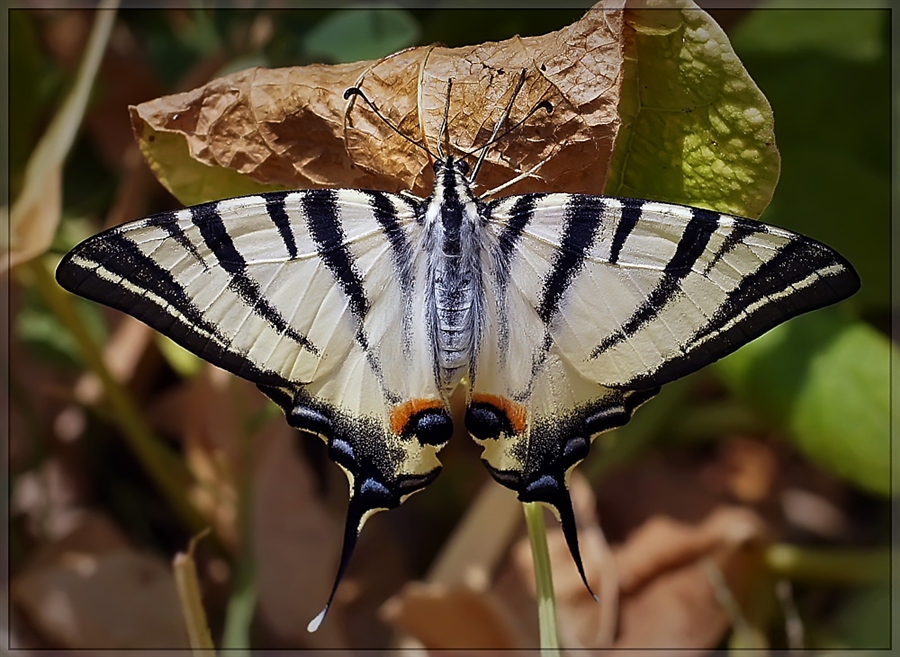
[719, 7, 891, 497]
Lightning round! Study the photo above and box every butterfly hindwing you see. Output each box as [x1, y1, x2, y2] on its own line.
[468, 192, 860, 591]
[56, 187, 453, 624]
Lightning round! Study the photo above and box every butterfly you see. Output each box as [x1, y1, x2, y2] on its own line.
[56, 80, 860, 632]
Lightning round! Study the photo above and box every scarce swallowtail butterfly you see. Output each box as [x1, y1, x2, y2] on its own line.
[56, 78, 860, 632]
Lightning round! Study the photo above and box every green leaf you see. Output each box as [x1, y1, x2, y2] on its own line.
[712, 313, 891, 497]
[134, 120, 286, 206]
[607, 0, 780, 219]
[302, 8, 420, 64]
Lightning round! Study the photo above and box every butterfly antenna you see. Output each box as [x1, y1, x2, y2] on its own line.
[467, 70, 554, 182]
[344, 87, 433, 158]
[469, 69, 526, 182]
[436, 78, 453, 160]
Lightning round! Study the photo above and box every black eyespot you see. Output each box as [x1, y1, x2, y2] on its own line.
[465, 402, 514, 440]
[405, 408, 453, 446]
[432, 160, 443, 173]
[455, 159, 470, 175]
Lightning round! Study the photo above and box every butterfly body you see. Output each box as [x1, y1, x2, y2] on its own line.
[57, 152, 859, 630]
[421, 156, 485, 391]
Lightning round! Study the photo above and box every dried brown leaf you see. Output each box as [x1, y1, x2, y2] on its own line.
[526, 506, 768, 650]
[11, 511, 189, 650]
[131, 1, 625, 205]
[381, 583, 524, 650]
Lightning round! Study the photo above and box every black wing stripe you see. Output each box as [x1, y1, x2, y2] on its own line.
[591, 206, 720, 357]
[146, 211, 205, 265]
[495, 194, 540, 276]
[302, 189, 370, 320]
[490, 194, 542, 361]
[538, 196, 605, 324]
[694, 238, 857, 346]
[191, 203, 318, 354]
[609, 198, 642, 264]
[702, 218, 759, 275]
[364, 191, 414, 296]
[265, 191, 299, 259]
[56, 232, 290, 388]
[364, 190, 416, 356]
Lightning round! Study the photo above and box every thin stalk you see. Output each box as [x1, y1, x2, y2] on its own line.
[220, 388, 262, 653]
[174, 530, 217, 654]
[523, 502, 560, 656]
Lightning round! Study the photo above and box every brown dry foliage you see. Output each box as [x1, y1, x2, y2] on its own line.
[130, 1, 625, 199]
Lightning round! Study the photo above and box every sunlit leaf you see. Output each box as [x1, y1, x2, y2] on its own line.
[607, 0, 780, 219]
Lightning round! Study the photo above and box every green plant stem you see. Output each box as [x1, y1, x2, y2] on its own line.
[765, 544, 889, 584]
[523, 502, 560, 656]
[220, 551, 255, 654]
[30, 258, 217, 547]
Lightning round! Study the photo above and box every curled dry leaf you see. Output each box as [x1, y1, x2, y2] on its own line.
[381, 462, 771, 650]
[130, 0, 779, 220]
[130, 0, 626, 205]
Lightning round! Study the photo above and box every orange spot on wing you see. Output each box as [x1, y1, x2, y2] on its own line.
[471, 393, 528, 434]
[390, 398, 444, 436]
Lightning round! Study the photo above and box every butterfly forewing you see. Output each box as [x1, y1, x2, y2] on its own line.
[481, 194, 860, 390]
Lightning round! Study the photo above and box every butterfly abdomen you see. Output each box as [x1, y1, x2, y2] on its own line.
[423, 158, 486, 390]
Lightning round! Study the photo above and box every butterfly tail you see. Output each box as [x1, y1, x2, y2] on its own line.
[519, 475, 599, 602]
[307, 477, 394, 632]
